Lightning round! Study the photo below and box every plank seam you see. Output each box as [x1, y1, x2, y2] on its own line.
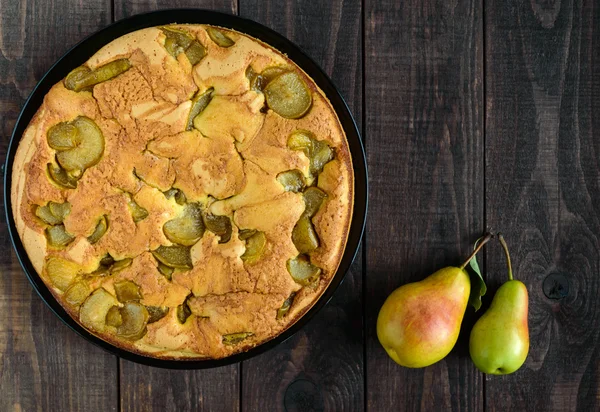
[361, 0, 367, 411]
[482, 0, 487, 409]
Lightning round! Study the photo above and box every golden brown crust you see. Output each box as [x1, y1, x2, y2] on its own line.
[11, 24, 354, 360]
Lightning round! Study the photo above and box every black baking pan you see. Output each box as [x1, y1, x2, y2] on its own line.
[4, 9, 368, 369]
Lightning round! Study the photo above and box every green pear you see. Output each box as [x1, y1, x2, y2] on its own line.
[469, 234, 529, 375]
[377, 234, 492, 368]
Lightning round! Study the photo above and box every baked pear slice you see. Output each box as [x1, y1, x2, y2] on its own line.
[45, 224, 75, 249]
[45, 257, 81, 291]
[152, 245, 193, 270]
[202, 214, 232, 244]
[206, 27, 235, 48]
[114, 280, 142, 303]
[87, 215, 108, 244]
[286, 255, 321, 286]
[292, 215, 319, 254]
[240, 231, 267, 264]
[64, 59, 131, 92]
[47, 163, 79, 189]
[222, 332, 254, 345]
[163, 203, 205, 246]
[80, 288, 119, 332]
[146, 306, 169, 323]
[54, 117, 105, 173]
[276, 170, 306, 192]
[264, 72, 312, 119]
[116, 303, 149, 341]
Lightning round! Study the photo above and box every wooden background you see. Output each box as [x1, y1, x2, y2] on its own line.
[0, 0, 598, 410]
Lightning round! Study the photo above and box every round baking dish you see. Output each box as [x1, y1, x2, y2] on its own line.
[4, 9, 367, 369]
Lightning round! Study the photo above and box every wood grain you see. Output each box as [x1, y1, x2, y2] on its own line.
[485, 0, 600, 410]
[114, 0, 237, 20]
[113, 3, 240, 412]
[239, 1, 364, 411]
[0, 1, 118, 411]
[364, 0, 484, 410]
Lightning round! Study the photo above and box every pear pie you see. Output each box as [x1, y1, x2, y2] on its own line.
[11, 24, 354, 359]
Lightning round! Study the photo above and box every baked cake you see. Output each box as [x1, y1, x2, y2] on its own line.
[11, 24, 354, 359]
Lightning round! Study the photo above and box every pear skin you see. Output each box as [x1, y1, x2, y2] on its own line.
[376, 267, 471, 368]
[469, 280, 529, 374]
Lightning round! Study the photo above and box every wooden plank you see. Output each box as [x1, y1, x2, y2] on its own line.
[238, 1, 364, 411]
[114, 0, 237, 19]
[484, 0, 600, 410]
[0, 1, 118, 411]
[364, 0, 484, 410]
[113, 3, 240, 412]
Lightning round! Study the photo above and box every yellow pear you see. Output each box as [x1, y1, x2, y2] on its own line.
[377, 234, 492, 368]
[377, 267, 470, 367]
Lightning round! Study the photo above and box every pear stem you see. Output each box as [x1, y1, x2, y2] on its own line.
[498, 233, 513, 280]
[459, 232, 493, 269]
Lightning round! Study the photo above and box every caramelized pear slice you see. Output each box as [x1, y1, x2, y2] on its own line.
[64, 66, 92, 91]
[246, 66, 291, 92]
[277, 292, 296, 320]
[157, 262, 174, 280]
[111, 258, 133, 273]
[152, 245, 193, 269]
[147, 306, 169, 323]
[163, 203, 205, 246]
[56, 117, 104, 172]
[116, 302, 149, 341]
[114, 280, 142, 302]
[91, 256, 131, 276]
[91, 59, 132, 83]
[128, 197, 148, 223]
[246, 66, 261, 91]
[105, 306, 123, 327]
[80, 288, 118, 332]
[46, 257, 80, 291]
[161, 27, 193, 54]
[292, 215, 319, 254]
[45, 224, 75, 249]
[187, 88, 214, 131]
[64, 280, 91, 306]
[185, 41, 206, 65]
[47, 123, 78, 150]
[261, 67, 288, 83]
[241, 231, 267, 264]
[91, 255, 114, 276]
[202, 214, 232, 243]
[87, 215, 108, 244]
[163, 188, 187, 205]
[264, 72, 312, 119]
[64, 59, 131, 92]
[162, 28, 191, 55]
[47, 163, 79, 189]
[276, 170, 306, 192]
[36, 205, 62, 225]
[206, 27, 235, 47]
[303, 187, 327, 217]
[238, 229, 257, 241]
[287, 130, 313, 156]
[48, 201, 71, 221]
[177, 299, 192, 324]
[286, 255, 322, 286]
[161, 27, 206, 64]
[310, 140, 334, 175]
[222, 332, 254, 345]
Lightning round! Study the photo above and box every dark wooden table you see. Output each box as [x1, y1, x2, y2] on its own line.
[1, 0, 598, 411]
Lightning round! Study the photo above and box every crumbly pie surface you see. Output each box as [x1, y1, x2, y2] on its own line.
[11, 24, 354, 359]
